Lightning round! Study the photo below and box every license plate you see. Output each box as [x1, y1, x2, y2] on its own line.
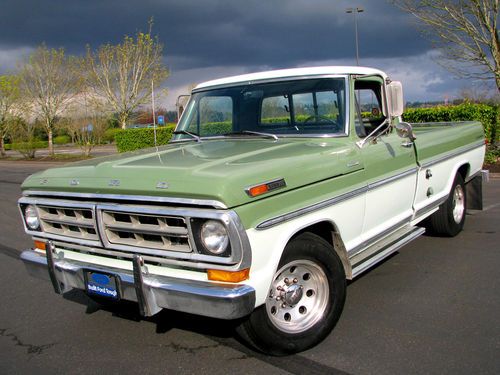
[84, 271, 120, 300]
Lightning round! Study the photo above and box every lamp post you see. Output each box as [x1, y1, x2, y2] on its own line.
[346, 7, 364, 66]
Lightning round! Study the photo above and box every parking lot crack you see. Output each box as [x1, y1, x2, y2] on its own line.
[155, 341, 220, 354]
[0, 328, 56, 356]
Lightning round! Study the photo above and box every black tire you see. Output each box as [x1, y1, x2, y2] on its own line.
[236, 232, 346, 356]
[429, 173, 466, 237]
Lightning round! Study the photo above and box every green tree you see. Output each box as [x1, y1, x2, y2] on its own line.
[0, 75, 20, 156]
[84, 24, 169, 129]
[18, 45, 81, 155]
[392, 0, 500, 92]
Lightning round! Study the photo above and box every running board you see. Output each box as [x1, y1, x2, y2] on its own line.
[351, 226, 425, 278]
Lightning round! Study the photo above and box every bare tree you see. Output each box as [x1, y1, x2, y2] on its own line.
[64, 93, 109, 157]
[392, 0, 500, 92]
[458, 84, 491, 103]
[18, 45, 81, 155]
[0, 75, 20, 156]
[84, 24, 169, 129]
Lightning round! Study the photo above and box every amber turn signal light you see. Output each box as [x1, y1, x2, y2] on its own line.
[245, 178, 286, 198]
[207, 268, 250, 283]
[247, 184, 269, 197]
[34, 240, 46, 252]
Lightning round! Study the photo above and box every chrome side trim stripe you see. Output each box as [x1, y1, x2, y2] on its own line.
[413, 196, 447, 219]
[419, 141, 485, 169]
[348, 215, 413, 258]
[256, 185, 368, 229]
[367, 167, 417, 190]
[351, 227, 425, 278]
[256, 167, 417, 230]
[22, 190, 228, 209]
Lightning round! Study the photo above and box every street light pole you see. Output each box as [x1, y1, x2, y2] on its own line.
[346, 7, 364, 66]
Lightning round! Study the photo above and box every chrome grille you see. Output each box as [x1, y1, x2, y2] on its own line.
[20, 194, 249, 269]
[101, 210, 190, 252]
[37, 205, 98, 241]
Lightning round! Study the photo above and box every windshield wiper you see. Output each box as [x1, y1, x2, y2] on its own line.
[173, 130, 202, 142]
[224, 130, 278, 141]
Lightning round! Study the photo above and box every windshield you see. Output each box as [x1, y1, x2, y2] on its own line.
[173, 77, 347, 140]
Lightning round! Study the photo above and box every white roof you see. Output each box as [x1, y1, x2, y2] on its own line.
[195, 66, 387, 90]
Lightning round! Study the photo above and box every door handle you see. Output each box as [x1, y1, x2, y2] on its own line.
[401, 141, 413, 148]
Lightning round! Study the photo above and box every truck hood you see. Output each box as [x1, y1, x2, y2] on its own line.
[21, 138, 361, 208]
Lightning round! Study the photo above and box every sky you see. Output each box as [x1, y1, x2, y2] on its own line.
[0, 0, 494, 109]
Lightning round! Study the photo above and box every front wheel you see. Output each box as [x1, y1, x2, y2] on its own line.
[236, 232, 346, 356]
[429, 173, 466, 237]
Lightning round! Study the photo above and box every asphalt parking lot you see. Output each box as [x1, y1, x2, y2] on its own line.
[0, 161, 499, 375]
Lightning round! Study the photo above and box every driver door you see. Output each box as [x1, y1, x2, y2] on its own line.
[355, 80, 418, 243]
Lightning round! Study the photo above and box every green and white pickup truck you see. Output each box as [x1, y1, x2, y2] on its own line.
[19, 67, 486, 355]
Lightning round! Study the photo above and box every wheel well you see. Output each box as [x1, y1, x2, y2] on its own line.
[292, 221, 335, 246]
[290, 221, 352, 279]
[457, 163, 470, 181]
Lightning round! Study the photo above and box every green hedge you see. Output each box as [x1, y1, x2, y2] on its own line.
[403, 103, 499, 143]
[113, 104, 500, 153]
[198, 121, 232, 135]
[115, 125, 175, 152]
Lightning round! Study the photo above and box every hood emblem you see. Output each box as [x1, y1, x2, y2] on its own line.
[108, 179, 120, 187]
[156, 181, 169, 189]
[40, 179, 49, 185]
[70, 179, 79, 186]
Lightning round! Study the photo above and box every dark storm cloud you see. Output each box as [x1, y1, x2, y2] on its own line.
[0, 0, 430, 71]
[4, 0, 480, 103]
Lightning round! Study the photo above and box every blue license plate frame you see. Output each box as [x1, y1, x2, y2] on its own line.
[84, 270, 120, 300]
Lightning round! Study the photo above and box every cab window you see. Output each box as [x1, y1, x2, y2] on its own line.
[353, 79, 386, 138]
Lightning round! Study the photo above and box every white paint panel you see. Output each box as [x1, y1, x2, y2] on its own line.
[196, 66, 387, 89]
[246, 193, 366, 305]
[413, 146, 485, 215]
[362, 175, 416, 242]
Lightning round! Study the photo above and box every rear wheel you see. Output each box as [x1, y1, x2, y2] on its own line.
[236, 232, 346, 356]
[429, 173, 466, 237]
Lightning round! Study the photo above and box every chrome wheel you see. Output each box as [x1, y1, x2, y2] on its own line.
[452, 184, 465, 224]
[266, 260, 329, 334]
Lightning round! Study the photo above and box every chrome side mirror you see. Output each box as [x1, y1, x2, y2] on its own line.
[387, 81, 404, 117]
[396, 122, 416, 141]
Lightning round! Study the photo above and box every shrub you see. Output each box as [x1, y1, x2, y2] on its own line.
[115, 125, 175, 152]
[53, 135, 71, 145]
[403, 103, 499, 143]
[102, 128, 122, 144]
[485, 143, 500, 165]
[11, 140, 48, 159]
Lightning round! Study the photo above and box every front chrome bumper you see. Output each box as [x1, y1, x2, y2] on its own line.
[20, 245, 255, 320]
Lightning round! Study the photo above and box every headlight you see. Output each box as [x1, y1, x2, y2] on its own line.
[25, 205, 40, 230]
[200, 220, 229, 255]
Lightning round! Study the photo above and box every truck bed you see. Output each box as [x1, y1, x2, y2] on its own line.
[412, 121, 485, 165]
